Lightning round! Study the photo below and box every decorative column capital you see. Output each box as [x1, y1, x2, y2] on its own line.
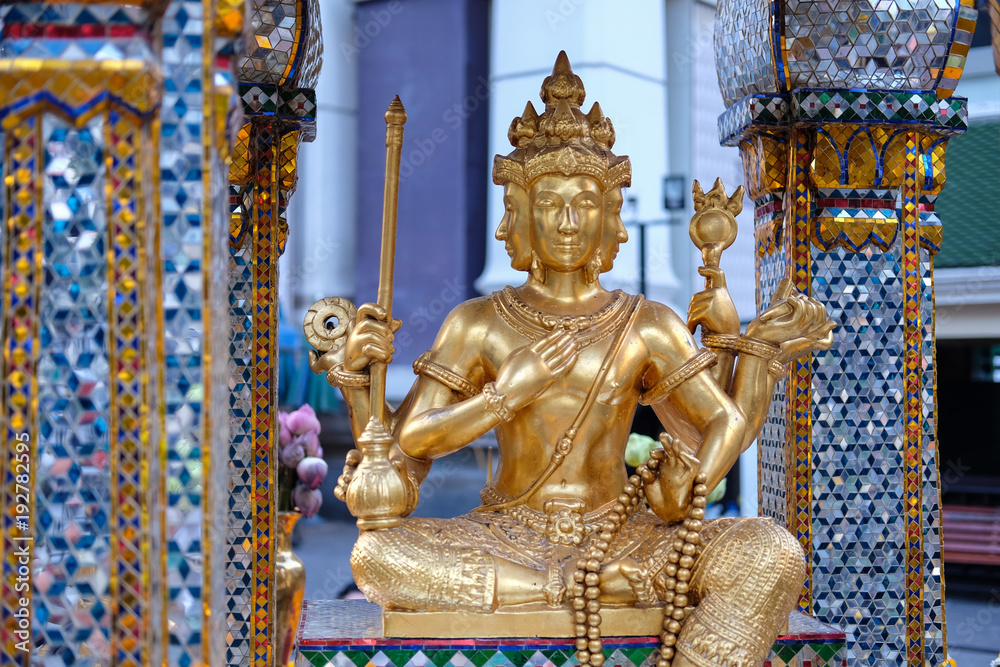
[0, 59, 162, 125]
[715, 0, 979, 106]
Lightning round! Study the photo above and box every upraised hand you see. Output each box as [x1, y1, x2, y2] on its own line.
[687, 266, 739, 336]
[344, 303, 403, 371]
[746, 279, 835, 362]
[493, 329, 579, 411]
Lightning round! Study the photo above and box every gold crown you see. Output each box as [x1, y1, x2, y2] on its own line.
[492, 51, 631, 191]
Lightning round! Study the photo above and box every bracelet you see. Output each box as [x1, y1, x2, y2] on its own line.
[482, 382, 515, 423]
[701, 333, 739, 351]
[327, 363, 371, 388]
[733, 335, 782, 360]
[768, 359, 788, 378]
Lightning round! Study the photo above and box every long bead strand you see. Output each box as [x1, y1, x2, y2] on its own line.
[571, 454, 709, 667]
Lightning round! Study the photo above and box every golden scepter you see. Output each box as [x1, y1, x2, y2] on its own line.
[344, 97, 410, 530]
[369, 95, 406, 424]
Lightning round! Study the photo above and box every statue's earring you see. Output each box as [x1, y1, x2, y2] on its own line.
[529, 252, 546, 282]
[584, 250, 603, 284]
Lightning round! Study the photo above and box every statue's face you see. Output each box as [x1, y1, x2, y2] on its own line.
[528, 174, 603, 273]
[496, 183, 532, 271]
[601, 187, 628, 271]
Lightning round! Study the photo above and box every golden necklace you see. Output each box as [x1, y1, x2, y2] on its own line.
[492, 286, 635, 350]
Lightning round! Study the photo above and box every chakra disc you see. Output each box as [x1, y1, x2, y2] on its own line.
[303, 297, 357, 353]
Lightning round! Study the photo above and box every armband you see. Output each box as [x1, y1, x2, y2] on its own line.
[639, 349, 718, 405]
[413, 352, 479, 397]
[733, 335, 781, 360]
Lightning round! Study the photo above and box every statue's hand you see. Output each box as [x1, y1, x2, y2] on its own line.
[494, 329, 578, 410]
[308, 346, 345, 375]
[745, 279, 835, 362]
[687, 266, 739, 336]
[333, 448, 363, 502]
[334, 446, 426, 515]
[640, 433, 700, 524]
[344, 303, 403, 371]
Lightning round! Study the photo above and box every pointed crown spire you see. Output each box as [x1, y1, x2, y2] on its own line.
[494, 51, 630, 191]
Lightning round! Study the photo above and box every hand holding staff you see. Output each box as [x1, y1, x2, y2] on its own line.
[344, 97, 411, 531]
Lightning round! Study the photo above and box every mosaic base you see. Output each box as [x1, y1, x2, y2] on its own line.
[296, 601, 846, 667]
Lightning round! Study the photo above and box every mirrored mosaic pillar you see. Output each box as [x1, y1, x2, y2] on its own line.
[0, 2, 243, 666]
[226, 2, 321, 666]
[715, 0, 977, 665]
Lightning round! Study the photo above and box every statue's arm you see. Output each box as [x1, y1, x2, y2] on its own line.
[725, 353, 779, 452]
[725, 279, 836, 451]
[640, 304, 747, 499]
[396, 299, 579, 461]
[393, 299, 502, 461]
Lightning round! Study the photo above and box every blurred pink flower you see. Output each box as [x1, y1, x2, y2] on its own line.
[293, 485, 322, 518]
[286, 403, 321, 435]
[297, 456, 328, 490]
[279, 441, 305, 468]
[302, 431, 322, 457]
[278, 412, 291, 446]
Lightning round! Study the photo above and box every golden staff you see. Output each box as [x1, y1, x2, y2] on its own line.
[370, 96, 407, 425]
[304, 97, 411, 529]
[341, 97, 410, 531]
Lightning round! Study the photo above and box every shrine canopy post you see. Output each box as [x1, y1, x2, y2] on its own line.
[714, 0, 976, 664]
[0, 2, 246, 667]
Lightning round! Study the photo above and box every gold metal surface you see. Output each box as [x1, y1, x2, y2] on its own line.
[371, 97, 407, 426]
[306, 53, 834, 667]
[275, 512, 306, 667]
[383, 604, 669, 638]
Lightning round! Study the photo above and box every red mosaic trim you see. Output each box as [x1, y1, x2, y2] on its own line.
[901, 131, 925, 667]
[755, 199, 784, 218]
[787, 128, 813, 613]
[814, 197, 894, 209]
[251, 122, 279, 667]
[2, 24, 142, 39]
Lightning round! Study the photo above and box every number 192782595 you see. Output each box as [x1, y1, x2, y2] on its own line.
[11, 432, 32, 652]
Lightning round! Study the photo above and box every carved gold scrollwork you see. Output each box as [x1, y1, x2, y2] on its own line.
[303, 297, 358, 353]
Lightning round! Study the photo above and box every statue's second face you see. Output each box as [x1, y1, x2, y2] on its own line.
[529, 174, 603, 274]
[601, 187, 628, 271]
[497, 183, 532, 271]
